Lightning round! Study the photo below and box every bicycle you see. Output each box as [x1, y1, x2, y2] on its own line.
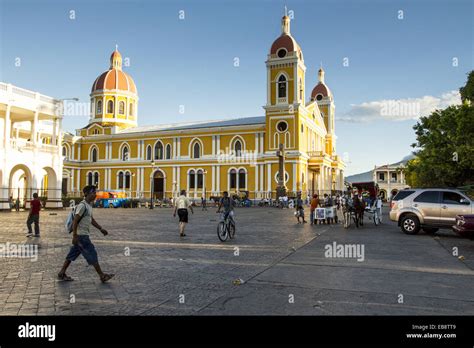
[217, 211, 235, 242]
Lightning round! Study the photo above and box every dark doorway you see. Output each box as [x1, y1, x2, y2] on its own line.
[153, 171, 164, 200]
[62, 178, 68, 196]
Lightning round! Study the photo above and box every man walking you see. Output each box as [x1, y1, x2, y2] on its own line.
[27, 193, 41, 237]
[174, 190, 194, 237]
[201, 195, 207, 211]
[58, 185, 114, 283]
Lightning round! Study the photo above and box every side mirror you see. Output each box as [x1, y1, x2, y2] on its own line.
[460, 198, 470, 205]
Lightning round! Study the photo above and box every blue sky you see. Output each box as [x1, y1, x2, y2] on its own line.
[0, 0, 472, 175]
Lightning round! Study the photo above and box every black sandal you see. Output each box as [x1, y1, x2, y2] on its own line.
[58, 273, 74, 281]
[100, 273, 115, 283]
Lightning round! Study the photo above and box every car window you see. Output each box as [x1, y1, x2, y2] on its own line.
[442, 192, 467, 205]
[413, 191, 440, 203]
[392, 190, 415, 201]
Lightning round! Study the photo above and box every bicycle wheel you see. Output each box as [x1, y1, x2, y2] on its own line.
[228, 221, 236, 239]
[217, 221, 228, 242]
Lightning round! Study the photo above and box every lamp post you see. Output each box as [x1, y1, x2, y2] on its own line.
[203, 170, 208, 200]
[150, 161, 155, 209]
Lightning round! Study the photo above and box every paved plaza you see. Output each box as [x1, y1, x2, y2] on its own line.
[0, 206, 473, 315]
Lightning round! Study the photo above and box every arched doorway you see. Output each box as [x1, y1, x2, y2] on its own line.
[153, 170, 165, 200]
[42, 167, 61, 208]
[9, 164, 32, 209]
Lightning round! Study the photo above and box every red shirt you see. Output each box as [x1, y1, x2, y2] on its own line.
[30, 199, 41, 215]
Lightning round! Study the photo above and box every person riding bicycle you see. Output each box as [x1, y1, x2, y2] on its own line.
[216, 191, 235, 222]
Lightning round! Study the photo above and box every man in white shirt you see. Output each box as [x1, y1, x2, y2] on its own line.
[173, 190, 194, 237]
[58, 185, 114, 282]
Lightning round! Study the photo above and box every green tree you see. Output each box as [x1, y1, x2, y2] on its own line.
[405, 71, 474, 187]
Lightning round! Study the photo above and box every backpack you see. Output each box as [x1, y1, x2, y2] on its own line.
[65, 202, 87, 233]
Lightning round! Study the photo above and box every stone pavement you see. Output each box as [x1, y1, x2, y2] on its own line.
[0, 206, 473, 315]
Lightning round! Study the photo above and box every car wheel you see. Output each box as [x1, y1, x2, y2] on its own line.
[423, 227, 439, 234]
[401, 215, 420, 235]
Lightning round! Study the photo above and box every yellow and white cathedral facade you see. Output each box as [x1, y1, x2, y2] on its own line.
[63, 15, 345, 201]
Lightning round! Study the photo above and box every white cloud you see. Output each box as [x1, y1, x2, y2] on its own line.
[338, 90, 462, 123]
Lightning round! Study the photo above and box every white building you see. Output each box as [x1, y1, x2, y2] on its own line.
[373, 163, 409, 201]
[0, 82, 64, 210]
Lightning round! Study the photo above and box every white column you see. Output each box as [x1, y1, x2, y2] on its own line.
[31, 110, 39, 145]
[78, 145, 81, 162]
[216, 165, 220, 194]
[71, 169, 75, 194]
[4, 105, 11, 148]
[212, 135, 215, 155]
[211, 165, 215, 194]
[177, 167, 180, 192]
[256, 164, 259, 197]
[216, 135, 220, 154]
[76, 169, 81, 192]
[260, 133, 264, 153]
[52, 118, 58, 145]
[267, 163, 272, 193]
[105, 142, 109, 160]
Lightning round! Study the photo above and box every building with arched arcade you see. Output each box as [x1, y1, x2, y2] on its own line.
[0, 83, 63, 210]
[61, 15, 345, 202]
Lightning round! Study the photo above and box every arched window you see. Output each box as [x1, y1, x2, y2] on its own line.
[146, 145, 152, 161]
[87, 172, 93, 186]
[96, 100, 102, 115]
[107, 100, 114, 114]
[193, 142, 201, 159]
[91, 147, 98, 162]
[197, 170, 203, 189]
[234, 140, 242, 157]
[125, 172, 131, 189]
[238, 169, 246, 189]
[129, 103, 134, 116]
[94, 172, 99, 187]
[284, 131, 291, 148]
[118, 172, 124, 189]
[154, 142, 164, 160]
[189, 170, 195, 189]
[62, 146, 68, 159]
[278, 75, 287, 99]
[119, 101, 125, 115]
[229, 169, 237, 189]
[122, 146, 129, 161]
[165, 144, 171, 159]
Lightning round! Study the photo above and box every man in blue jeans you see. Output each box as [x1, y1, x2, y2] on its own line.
[58, 185, 114, 283]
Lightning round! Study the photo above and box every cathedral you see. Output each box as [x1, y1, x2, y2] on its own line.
[63, 15, 345, 201]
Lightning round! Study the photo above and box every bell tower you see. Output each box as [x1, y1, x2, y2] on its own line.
[264, 14, 306, 152]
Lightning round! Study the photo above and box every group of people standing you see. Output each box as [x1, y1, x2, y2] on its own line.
[296, 192, 384, 226]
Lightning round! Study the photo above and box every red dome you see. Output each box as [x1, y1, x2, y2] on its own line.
[311, 83, 331, 101]
[91, 69, 137, 94]
[270, 34, 303, 58]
